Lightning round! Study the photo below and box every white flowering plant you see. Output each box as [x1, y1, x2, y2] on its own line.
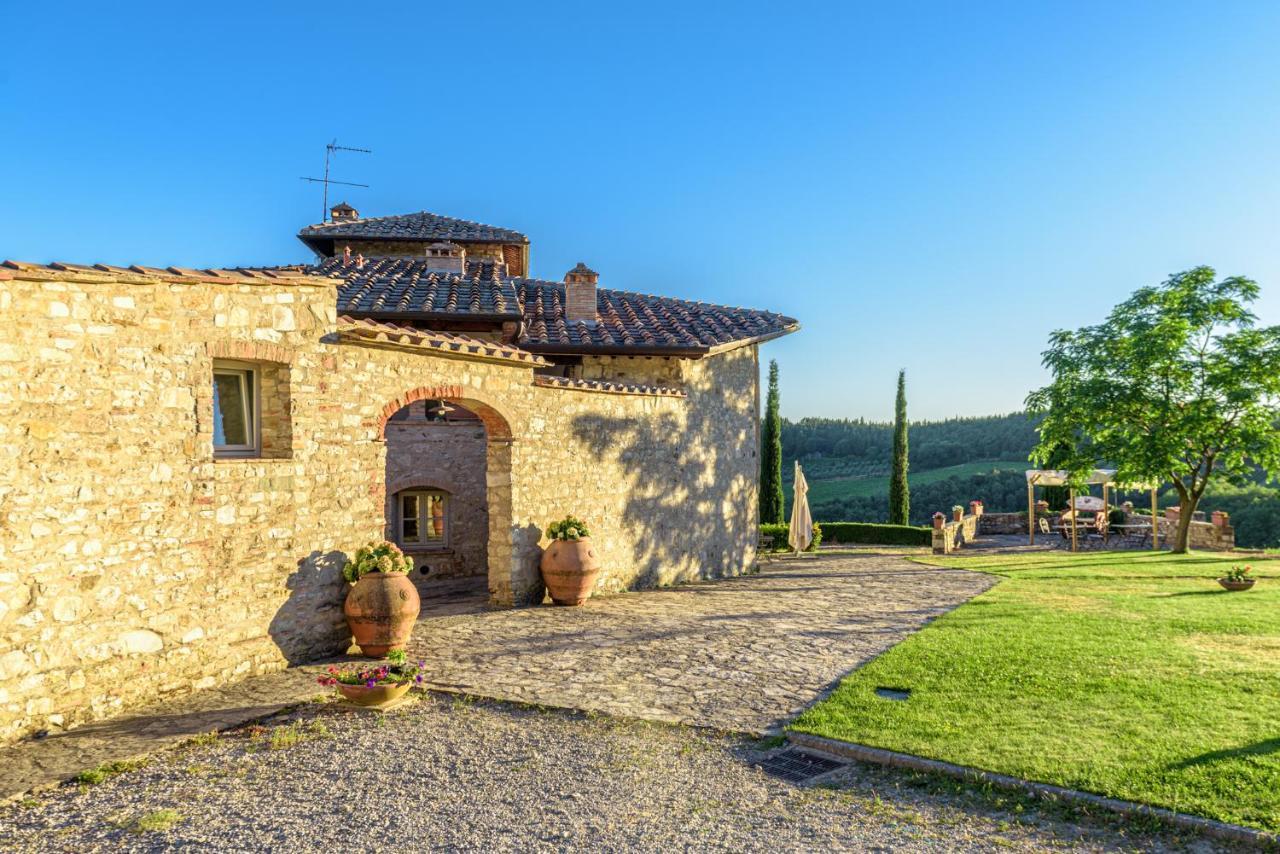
[342, 541, 414, 584]
[546, 516, 591, 541]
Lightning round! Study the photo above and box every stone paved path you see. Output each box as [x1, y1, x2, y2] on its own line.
[3, 553, 991, 800]
[407, 553, 994, 733]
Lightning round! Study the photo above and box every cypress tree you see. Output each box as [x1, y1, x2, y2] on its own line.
[760, 359, 785, 524]
[889, 370, 910, 525]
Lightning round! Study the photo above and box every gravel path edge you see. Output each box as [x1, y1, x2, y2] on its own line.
[787, 731, 1279, 849]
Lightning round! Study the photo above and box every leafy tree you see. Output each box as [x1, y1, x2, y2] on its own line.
[760, 360, 785, 524]
[888, 370, 910, 525]
[1027, 266, 1280, 552]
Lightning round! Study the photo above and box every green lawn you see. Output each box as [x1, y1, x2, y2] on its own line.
[790, 551, 1280, 832]
[803, 460, 1028, 506]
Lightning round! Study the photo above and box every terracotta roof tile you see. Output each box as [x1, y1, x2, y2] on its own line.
[298, 210, 527, 246]
[336, 316, 547, 367]
[314, 257, 521, 321]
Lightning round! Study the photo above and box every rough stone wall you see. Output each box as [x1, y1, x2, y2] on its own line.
[384, 405, 489, 589]
[0, 266, 762, 744]
[580, 355, 686, 387]
[932, 513, 979, 554]
[339, 240, 516, 266]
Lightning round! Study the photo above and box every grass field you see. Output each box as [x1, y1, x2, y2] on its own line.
[804, 459, 1028, 507]
[790, 551, 1280, 832]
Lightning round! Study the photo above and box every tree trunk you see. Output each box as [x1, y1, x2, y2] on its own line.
[1172, 496, 1197, 553]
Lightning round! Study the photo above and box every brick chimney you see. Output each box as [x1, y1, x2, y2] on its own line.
[330, 202, 358, 222]
[564, 262, 599, 325]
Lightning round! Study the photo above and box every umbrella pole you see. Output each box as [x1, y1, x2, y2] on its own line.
[1151, 487, 1159, 550]
[1069, 487, 1078, 552]
[1028, 482, 1035, 545]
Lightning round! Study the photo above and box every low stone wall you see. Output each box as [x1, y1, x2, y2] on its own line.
[932, 512, 979, 554]
[977, 512, 1027, 535]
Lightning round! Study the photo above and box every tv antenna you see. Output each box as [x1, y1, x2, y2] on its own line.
[300, 140, 371, 222]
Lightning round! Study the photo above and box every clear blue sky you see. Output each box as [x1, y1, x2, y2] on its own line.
[4, 2, 1278, 421]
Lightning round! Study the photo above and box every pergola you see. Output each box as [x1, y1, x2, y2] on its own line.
[1026, 469, 1159, 552]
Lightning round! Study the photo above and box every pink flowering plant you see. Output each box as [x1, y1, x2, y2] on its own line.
[317, 650, 425, 690]
[1223, 565, 1253, 583]
[342, 541, 413, 584]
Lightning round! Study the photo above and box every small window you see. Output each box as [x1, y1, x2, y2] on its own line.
[398, 489, 448, 548]
[213, 361, 259, 457]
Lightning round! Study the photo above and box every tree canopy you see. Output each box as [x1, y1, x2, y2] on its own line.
[1026, 266, 1280, 551]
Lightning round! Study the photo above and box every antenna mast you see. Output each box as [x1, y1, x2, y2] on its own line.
[300, 140, 371, 221]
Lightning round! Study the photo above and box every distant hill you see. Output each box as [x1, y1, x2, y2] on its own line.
[780, 412, 1039, 525]
[780, 410, 1280, 547]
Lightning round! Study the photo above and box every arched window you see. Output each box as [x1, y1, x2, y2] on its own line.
[397, 489, 449, 549]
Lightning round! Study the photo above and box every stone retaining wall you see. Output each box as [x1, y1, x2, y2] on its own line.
[932, 512, 979, 554]
[0, 264, 763, 744]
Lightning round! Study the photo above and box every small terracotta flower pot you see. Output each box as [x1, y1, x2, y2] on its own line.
[952, 509, 963, 522]
[932, 514, 945, 530]
[1217, 578, 1255, 592]
[540, 537, 600, 606]
[343, 572, 421, 657]
[336, 681, 412, 706]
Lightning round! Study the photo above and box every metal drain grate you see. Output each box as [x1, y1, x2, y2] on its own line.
[754, 749, 846, 783]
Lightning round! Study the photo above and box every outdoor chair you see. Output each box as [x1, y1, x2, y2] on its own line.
[1084, 512, 1109, 549]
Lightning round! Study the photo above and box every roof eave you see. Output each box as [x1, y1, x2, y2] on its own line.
[520, 342, 710, 358]
[702, 323, 801, 356]
[343, 309, 524, 325]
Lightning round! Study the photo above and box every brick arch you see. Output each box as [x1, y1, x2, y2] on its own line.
[376, 386, 518, 606]
[375, 387, 512, 440]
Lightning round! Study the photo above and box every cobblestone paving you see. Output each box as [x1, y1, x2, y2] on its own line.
[408, 553, 995, 733]
[4, 553, 990, 800]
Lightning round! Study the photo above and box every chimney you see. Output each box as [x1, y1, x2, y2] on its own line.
[564, 262, 599, 325]
[330, 201, 358, 222]
[423, 241, 466, 274]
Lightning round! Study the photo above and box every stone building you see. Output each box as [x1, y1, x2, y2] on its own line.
[0, 204, 797, 744]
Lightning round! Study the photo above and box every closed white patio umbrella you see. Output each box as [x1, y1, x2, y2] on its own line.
[788, 461, 813, 554]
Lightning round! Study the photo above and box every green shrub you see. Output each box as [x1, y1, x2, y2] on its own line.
[759, 522, 820, 552]
[342, 541, 413, 584]
[818, 522, 932, 547]
[546, 515, 591, 541]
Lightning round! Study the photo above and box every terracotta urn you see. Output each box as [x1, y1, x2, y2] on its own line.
[969, 501, 983, 517]
[343, 572, 421, 657]
[952, 508, 964, 523]
[1212, 510, 1230, 528]
[932, 513, 946, 530]
[1217, 578, 1255, 592]
[336, 681, 412, 707]
[540, 538, 600, 606]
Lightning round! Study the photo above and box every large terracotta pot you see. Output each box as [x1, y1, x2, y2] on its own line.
[337, 681, 412, 706]
[540, 538, 600, 606]
[343, 572, 420, 657]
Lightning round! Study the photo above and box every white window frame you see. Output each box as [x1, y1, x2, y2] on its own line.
[212, 360, 260, 458]
[397, 489, 449, 550]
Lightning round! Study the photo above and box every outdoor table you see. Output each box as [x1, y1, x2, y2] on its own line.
[1113, 524, 1152, 546]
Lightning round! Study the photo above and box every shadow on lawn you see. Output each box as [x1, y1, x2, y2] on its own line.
[1170, 737, 1280, 769]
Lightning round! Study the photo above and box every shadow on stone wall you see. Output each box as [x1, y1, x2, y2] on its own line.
[268, 549, 350, 664]
[570, 406, 755, 590]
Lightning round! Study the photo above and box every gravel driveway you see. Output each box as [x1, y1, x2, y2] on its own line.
[0, 695, 1231, 853]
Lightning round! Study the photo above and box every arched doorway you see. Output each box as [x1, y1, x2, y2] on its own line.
[378, 391, 515, 606]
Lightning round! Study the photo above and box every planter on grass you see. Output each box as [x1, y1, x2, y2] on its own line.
[1218, 565, 1255, 592]
[342, 543, 421, 657]
[540, 515, 600, 606]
